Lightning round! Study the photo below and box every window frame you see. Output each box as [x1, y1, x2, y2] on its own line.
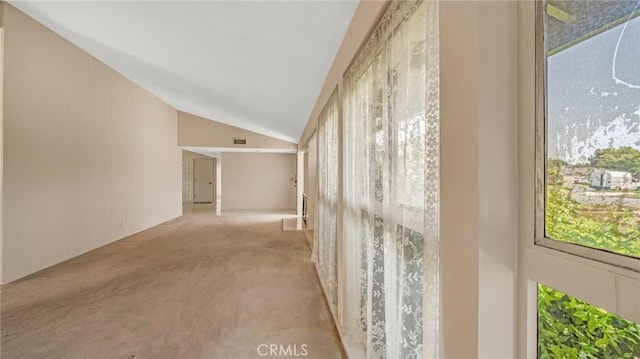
[522, 2, 640, 358]
[533, 0, 640, 272]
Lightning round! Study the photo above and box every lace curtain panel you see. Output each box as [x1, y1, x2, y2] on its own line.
[342, 1, 440, 358]
[314, 89, 339, 316]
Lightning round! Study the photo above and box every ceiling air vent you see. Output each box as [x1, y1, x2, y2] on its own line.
[233, 138, 247, 145]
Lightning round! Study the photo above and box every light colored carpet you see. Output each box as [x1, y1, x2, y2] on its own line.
[1, 212, 344, 359]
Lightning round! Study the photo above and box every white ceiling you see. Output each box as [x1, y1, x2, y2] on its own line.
[9, 1, 359, 143]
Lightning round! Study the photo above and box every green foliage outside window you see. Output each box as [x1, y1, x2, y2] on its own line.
[540, 161, 640, 358]
[538, 284, 640, 359]
[546, 161, 640, 258]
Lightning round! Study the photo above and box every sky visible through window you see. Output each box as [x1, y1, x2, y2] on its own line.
[547, 13, 639, 164]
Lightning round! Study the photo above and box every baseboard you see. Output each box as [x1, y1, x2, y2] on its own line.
[312, 261, 358, 359]
[303, 230, 313, 249]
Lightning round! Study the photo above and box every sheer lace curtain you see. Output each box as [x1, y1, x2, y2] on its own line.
[342, 1, 439, 358]
[314, 89, 339, 315]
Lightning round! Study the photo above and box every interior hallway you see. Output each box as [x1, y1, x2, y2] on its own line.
[1, 212, 344, 359]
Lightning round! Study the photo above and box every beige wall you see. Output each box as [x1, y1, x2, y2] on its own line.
[0, 26, 4, 282]
[221, 152, 296, 211]
[2, 4, 182, 283]
[178, 111, 297, 150]
[182, 150, 216, 203]
[476, 2, 518, 357]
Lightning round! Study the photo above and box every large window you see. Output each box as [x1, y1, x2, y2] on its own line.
[536, 1, 640, 357]
[537, 0, 640, 263]
[342, 1, 439, 357]
[314, 89, 339, 314]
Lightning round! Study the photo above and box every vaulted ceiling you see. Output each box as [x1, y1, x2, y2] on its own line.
[9, 1, 359, 143]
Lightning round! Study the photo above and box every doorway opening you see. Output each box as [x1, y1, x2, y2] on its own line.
[182, 150, 219, 215]
[193, 158, 214, 203]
